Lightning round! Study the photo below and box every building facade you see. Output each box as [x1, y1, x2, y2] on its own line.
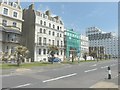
[0, 0, 23, 56]
[22, 4, 64, 62]
[80, 34, 89, 58]
[64, 29, 80, 60]
[86, 27, 118, 58]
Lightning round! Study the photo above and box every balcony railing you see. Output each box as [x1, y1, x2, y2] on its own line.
[35, 43, 65, 48]
[2, 40, 20, 44]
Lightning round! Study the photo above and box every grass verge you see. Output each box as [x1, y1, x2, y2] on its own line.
[1, 62, 52, 69]
[1, 59, 111, 69]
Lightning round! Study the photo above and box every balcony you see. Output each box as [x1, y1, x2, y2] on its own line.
[2, 25, 21, 34]
[35, 43, 65, 49]
[35, 43, 50, 47]
[3, 39, 20, 44]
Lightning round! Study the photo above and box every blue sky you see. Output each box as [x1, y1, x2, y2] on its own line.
[21, 2, 118, 35]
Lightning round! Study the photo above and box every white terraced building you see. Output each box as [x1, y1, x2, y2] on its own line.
[86, 27, 118, 58]
[22, 4, 64, 62]
[0, 0, 23, 58]
[80, 34, 89, 57]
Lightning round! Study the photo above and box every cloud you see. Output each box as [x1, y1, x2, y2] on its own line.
[45, 6, 50, 11]
[51, 14, 57, 17]
[69, 23, 80, 32]
[62, 11, 65, 14]
[61, 4, 65, 9]
[61, 4, 65, 14]
[37, 4, 43, 11]
[86, 8, 105, 17]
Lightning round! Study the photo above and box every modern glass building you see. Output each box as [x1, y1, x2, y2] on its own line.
[64, 29, 80, 60]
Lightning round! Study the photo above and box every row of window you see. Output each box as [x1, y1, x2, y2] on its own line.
[38, 12, 62, 24]
[6, 34, 19, 42]
[40, 20, 62, 30]
[3, 1, 18, 8]
[38, 37, 63, 47]
[39, 28, 62, 37]
[65, 33, 79, 38]
[6, 46, 14, 53]
[2, 19, 17, 27]
[3, 8, 18, 18]
[39, 49, 63, 55]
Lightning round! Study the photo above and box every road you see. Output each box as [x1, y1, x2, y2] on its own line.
[1, 59, 119, 89]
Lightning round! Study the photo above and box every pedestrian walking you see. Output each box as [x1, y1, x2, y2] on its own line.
[108, 66, 112, 79]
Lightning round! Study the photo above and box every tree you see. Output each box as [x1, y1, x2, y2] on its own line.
[108, 54, 111, 59]
[48, 45, 58, 57]
[48, 45, 59, 64]
[89, 50, 97, 60]
[104, 54, 108, 60]
[14, 45, 29, 66]
[83, 52, 87, 61]
[99, 54, 104, 60]
[1, 52, 9, 63]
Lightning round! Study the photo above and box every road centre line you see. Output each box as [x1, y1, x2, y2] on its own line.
[13, 83, 31, 88]
[110, 64, 116, 66]
[84, 68, 97, 73]
[43, 73, 77, 83]
[101, 66, 108, 69]
[1, 74, 22, 77]
[91, 64, 97, 67]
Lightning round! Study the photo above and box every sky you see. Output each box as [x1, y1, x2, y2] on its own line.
[21, 2, 118, 35]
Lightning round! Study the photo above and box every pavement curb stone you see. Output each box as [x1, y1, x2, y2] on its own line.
[90, 81, 118, 88]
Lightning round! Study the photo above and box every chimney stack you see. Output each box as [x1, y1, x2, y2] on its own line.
[29, 4, 34, 10]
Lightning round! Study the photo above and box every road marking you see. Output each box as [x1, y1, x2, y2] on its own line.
[84, 68, 97, 73]
[110, 64, 116, 66]
[1, 74, 21, 77]
[112, 74, 119, 78]
[0, 75, 11, 77]
[43, 73, 77, 83]
[52, 65, 72, 71]
[101, 66, 108, 69]
[91, 64, 97, 67]
[13, 83, 31, 88]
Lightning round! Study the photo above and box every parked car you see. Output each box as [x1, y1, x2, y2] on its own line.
[48, 57, 61, 62]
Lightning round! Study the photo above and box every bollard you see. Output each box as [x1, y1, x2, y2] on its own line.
[108, 66, 111, 79]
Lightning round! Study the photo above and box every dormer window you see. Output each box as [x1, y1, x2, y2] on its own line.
[4, 0, 7, 4]
[43, 14, 45, 18]
[40, 14, 42, 17]
[45, 15, 48, 19]
[9, 2, 13, 6]
[13, 3, 17, 8]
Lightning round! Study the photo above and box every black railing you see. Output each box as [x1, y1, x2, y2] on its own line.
[35, 43, 65, 48]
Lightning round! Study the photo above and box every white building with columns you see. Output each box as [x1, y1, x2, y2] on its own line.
[0, 0, 23, 57]
[86, 27, 118, 58]
[80, 34, 89, 57]
[22, 4, 64, 62]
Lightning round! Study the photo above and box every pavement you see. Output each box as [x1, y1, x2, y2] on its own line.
[1, 59, 119, 89]
[90, 77, 118, 88]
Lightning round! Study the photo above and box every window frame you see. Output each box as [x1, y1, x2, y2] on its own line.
[2, 19, 7, 26]
[13, 22, 17, 27]
[3, 7, 8, 15]
[13, 11, 18, 17]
